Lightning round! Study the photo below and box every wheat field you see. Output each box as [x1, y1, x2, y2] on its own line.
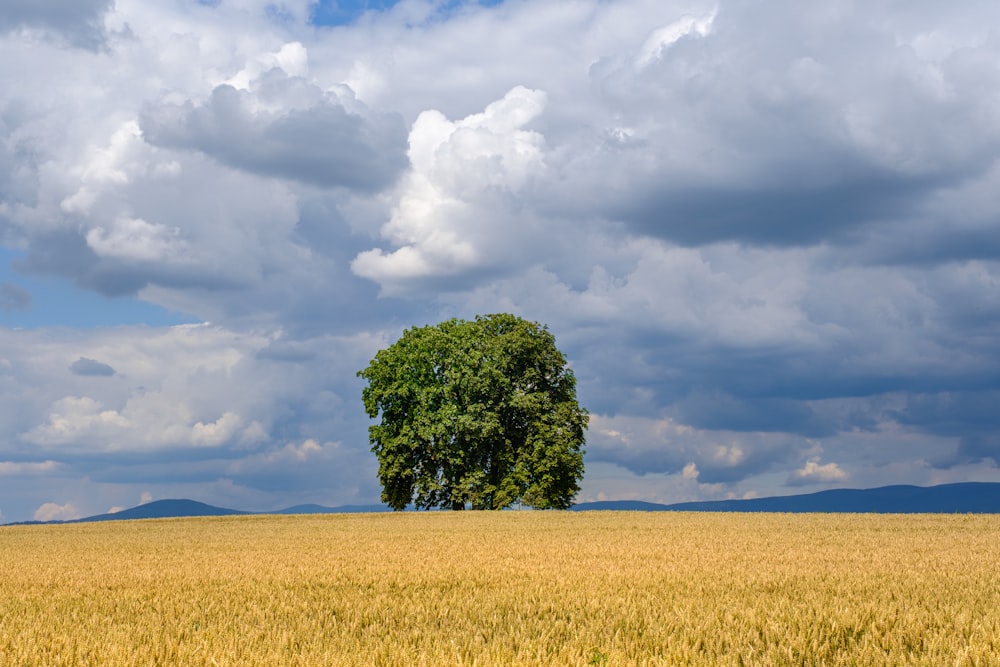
[1, 511, 999, 666]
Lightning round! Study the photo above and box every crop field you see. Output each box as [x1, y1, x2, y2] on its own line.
[2, 512, 999, 666]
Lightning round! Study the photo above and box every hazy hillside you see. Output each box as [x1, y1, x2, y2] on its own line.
[571, 482, 1000, 513]
[74, 499, 249, 522]
[7, 482, 1000, 525]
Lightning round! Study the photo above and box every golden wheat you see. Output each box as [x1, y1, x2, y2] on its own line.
[1, 512, 998, 666]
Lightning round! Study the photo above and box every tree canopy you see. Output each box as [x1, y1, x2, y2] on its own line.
[358, 313, 588, 510]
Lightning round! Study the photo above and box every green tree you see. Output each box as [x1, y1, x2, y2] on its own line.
[358, 313, 588, 510]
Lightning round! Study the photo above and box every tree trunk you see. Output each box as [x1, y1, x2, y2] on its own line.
[451, 500, 465, 510]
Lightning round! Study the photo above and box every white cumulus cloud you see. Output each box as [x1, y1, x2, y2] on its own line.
[351, 86, 548, 292]
[34, 502, 80, 522]
[86, 217, 187, 263]
[191, 411, 243, 447]
[636, 9, 717, 67]
[788, 459, 848, 486]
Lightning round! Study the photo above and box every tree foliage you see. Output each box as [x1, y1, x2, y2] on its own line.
[358, 313, 588, 510]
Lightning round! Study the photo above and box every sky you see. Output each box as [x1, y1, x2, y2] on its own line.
[2, 0, 999, 522]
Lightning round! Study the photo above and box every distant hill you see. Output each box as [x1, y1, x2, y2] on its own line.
[569, 500, 672, 511]
[6, 482, 1000, 525]
[74, 499, 249, 522]
[571, 482, 1000, 513]
[74, 500, 391, 522]
[2, 499, 392, 525]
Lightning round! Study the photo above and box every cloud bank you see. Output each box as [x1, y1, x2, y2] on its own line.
[1, 0, 999, 521]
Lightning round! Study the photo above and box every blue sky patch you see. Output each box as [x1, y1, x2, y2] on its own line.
[310, 0, 504, 26]
[0, 248, 198, 329]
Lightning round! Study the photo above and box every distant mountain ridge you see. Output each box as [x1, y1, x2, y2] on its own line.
[4, 482, 1000, 525]
[3, 499, 390, 525]
[571, 482, 1000, 513]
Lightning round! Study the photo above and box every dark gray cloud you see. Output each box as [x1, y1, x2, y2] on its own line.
[607, 174, 925, 248]
[863, 227, 1000, 267]
[955, 433, 1000, 466]
[13, 230, 138, 297]
[672, 393, 836, 438]
[583, 411, 804, 484]
[12, 229, 217, 298]
[0, 0, 111, 49]
[140, 72, 409, 193]
[70, 357, 115, 377]
[881, 391, 1000, 468]
[549, 0, 1000, 255]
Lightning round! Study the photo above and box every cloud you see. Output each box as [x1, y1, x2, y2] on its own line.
[554, 1, 1000, 251]
[222, 438, 373, 493]
[0, 322, 386, 520]
[14, 324, 281, 452]
[2, 0, 1000, 520]
[13, 145, 308, 301]
[58, 120, 150, 216]
[85, 217, 188, 264]
[0, 283, 31, 311]
[585, 413, 804, 484]
[23, 394, 255, 452]
[140, 67, 409, 192]
[69, 357, 116, 377]
[191, 412, 243, 447]
[787, 459, 848, 486]
[352, 86, 549, 292]
[0, 460, 60, 475]
[33, 501, 80, 522]
[0, 0, 111, 49]
[635, 9, 717, 67]
[225, 41, 309, 90]
[23, 396, 129, 447]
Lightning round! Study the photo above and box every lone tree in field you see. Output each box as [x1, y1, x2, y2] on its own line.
[358, 313, 588, 511]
